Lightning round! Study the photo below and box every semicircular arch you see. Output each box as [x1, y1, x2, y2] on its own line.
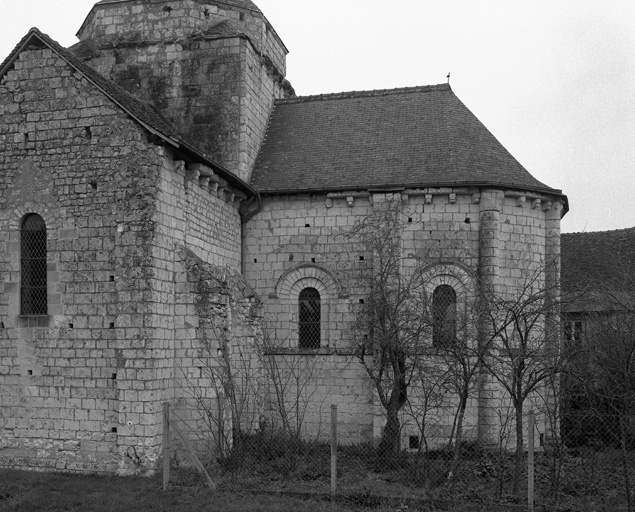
[275, 263, 344, 300]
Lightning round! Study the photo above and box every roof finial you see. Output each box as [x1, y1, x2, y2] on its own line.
[447, 72, 451, 84]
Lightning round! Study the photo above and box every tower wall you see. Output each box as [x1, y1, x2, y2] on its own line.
[75, 0, 290, 182]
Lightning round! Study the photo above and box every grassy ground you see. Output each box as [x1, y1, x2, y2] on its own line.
[0, 468, 522, 512]
[2, 441, 632, 512]
[0, 469, 344, 512]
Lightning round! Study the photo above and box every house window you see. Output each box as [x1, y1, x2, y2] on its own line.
[299, 287, 320, 348]
[433, 285, 456, 347]
[564, 320, 583, 344]
[21, 213, 47, 315]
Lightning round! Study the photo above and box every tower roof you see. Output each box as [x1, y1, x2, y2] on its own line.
[252, 84, 567, 208]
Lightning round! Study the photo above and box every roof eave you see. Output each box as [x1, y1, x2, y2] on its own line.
[256, 180, 568, 214]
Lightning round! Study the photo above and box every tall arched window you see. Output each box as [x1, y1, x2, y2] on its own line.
[21, 213, 47, 315]
[299, 287, 320, 348]
[433, 285, 456, 347]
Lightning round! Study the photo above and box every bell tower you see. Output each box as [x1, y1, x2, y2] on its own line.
[75, 0, 293, 182]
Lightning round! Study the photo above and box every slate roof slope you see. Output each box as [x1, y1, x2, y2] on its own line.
[562, 228, 635, 300]
[253, 84, 565, 202]
[0, 28, 254, 197]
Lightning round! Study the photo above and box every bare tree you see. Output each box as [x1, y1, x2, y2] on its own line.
[437, 325, 485, 480]
[573, 311, 635, 512]
[259, 325, 328, 438]
[482, 264, 563, 494]
[179, 321, 263, 458]
[345, 196, 433, 459]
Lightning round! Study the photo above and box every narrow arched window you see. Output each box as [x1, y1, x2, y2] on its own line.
[21, 214, 47, 315]
[433, 285, 456, 347]
[299, 287, 320, 348]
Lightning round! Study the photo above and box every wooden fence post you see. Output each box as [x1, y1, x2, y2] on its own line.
[331, 404, 338, 499]
[528, 409, 535, 512]
[163, 402, 170, 491]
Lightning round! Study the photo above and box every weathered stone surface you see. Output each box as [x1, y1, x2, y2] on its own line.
[0, 33, 254, 474]
[0, 0, 564, 475]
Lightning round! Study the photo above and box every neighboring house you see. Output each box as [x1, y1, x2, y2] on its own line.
[561, 228, 635, 448]
[0, 0, 567, 474]
[561, 227, 635, 341]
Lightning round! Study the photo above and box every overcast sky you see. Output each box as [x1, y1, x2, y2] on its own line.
[1, 0, 634, 234]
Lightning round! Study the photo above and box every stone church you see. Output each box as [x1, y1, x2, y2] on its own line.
[0, 0, 567, 474]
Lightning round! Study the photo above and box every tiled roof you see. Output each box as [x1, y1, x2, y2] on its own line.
[252, 84, 564, 199]
[0, 28, 253, 196]
[561, 228, 635, 309]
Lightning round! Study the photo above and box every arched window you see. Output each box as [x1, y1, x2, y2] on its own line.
[433, 285, 456, 347]
[299, 287, 320, 348]
[21, 214, 47, 315]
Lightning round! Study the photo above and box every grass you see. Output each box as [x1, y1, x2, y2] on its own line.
[0, 469, 351, 512]
[0, 468, 524, 512]
[2, 434, 632, 512]
[206, 433, 634, 512]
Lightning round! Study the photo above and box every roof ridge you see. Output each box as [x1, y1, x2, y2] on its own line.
[277, 83, 451, 104]
[563, 226, 635, 236]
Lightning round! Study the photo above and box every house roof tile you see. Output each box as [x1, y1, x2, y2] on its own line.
[562, 228, 635, 299]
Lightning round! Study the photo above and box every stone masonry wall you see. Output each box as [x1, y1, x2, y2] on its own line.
[78, 0, 287, 74]
[168, 245, 263, 459]
[76, 0, 289, 182]
[0, 45, 176, 473]
[244, 188, 560, 448]
[153, 148, 243, 269]
[0, 41, 251, 474]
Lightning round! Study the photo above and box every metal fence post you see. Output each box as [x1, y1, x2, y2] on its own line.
[528, 409, 535, 512]
[163, 401, 170, 491]
[331, 404, 338, 498]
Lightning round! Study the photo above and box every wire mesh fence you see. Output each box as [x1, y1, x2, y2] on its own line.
[161, 399, 635, 511]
